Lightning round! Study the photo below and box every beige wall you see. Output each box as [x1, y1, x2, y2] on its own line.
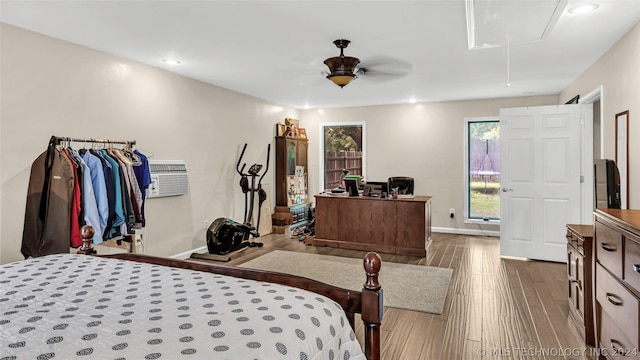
[300, 95, 559, 233]
[560, 21, 640, 209]
[2, 21, 638, 264]
[0, 24, 299, 264]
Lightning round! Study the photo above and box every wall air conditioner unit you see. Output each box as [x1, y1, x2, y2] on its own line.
[148, 160, 189, 198]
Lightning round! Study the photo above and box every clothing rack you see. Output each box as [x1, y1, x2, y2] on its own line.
[53, 136, 136, 148]
[52, 135, 142, 254]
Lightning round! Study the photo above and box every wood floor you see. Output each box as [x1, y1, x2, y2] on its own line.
[209, 232, 596, 360]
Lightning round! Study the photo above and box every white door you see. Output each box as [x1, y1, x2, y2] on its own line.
[500, 105, 588, 262]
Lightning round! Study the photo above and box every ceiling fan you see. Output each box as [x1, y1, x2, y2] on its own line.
[323, 39, 412, 88]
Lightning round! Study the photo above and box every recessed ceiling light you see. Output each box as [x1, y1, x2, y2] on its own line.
[567, 3, 599, 14]
[161, 58, 182, 65]
[408, 97, 417, 104]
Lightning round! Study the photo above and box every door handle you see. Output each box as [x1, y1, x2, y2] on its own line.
[501, 187, 514, 192]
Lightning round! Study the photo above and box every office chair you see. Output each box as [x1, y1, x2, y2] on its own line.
[388, 177, 414, 195]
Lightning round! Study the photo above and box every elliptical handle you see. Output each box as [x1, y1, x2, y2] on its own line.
[258, 143, 271, 185]
[236, 143, 248, 175]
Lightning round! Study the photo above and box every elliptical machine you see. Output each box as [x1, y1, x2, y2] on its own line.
[206, 143, 270, 255]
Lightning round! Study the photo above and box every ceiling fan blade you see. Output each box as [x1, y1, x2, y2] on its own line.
[356, 71, 408, 83]
[358, 69, 404, 77]
[357, 55, 412, 80]
[360, 56, 412, 70]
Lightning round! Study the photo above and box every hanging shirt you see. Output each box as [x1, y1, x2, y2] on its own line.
[70, 150, 103, 245]
[91, 150, 116, 240]
[111, 149, 144, 224]
[62, 149, 83, 247]
[133, 149, 152, 227]
[99, 150, 125, 239]
[108, 149, 139, 233]
[82, 150, 109, 236]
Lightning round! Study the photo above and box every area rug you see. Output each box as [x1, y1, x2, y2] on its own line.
[239, 250, 453, 314]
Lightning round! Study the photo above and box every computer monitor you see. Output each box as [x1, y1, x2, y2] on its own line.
[364, 181, 389, 198]
[345, 178, 360, 196]
[388, 177, 414, 195]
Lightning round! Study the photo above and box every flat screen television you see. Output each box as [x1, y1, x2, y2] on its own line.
[344, 178, 360, 197]
[364, 181, 389, 198]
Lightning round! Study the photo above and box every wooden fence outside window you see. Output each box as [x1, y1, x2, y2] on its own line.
[325, 150, 362, 189]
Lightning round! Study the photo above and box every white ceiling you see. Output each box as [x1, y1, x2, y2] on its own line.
[2, 1, 639, 110]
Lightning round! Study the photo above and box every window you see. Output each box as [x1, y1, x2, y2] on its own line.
[465, 118, 500, 222]
[319, 123, 365, 191]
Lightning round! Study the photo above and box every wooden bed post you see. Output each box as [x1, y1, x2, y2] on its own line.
[77, 225, 97, 255]
[362, 252, 383, 360]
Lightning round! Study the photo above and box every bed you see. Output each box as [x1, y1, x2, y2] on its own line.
[1, 226, 383, 360]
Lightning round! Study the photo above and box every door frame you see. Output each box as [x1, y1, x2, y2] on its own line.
[579, 85, 602, 224]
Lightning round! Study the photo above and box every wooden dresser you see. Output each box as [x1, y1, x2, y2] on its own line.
[593, 209, 640, 359]
[566, 224, 594, 345]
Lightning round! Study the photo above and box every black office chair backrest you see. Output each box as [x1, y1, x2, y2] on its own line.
[388, 177, 414, 195]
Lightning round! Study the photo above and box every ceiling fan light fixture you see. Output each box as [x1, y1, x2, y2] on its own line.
[327, 74, 356, 88]
[323, 39, 360, 88]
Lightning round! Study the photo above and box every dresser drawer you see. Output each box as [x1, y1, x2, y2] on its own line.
[625, 235, 640, 291]
[596, 263, 639, 348]
[567, 227, 585, 255]
[599, 310, 640, 359]
[596, 221, 624, 278]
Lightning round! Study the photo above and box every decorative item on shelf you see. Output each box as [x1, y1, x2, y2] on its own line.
[298, 128, 307, 139]
[287, 171, 307, 206]
[284, 117, 300, 138]
[276, 123, 286, 137]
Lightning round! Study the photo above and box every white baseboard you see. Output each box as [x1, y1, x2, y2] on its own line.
[432, 227, 500, 237]
[172, 245, 208, 259]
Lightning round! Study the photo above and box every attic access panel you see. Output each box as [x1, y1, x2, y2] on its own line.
[466, 0, 568, 49]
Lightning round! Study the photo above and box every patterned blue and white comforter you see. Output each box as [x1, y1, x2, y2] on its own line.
[0, 254, 365, 360]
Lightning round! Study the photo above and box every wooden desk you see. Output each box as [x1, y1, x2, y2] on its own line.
[314, 193, 432, 257]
